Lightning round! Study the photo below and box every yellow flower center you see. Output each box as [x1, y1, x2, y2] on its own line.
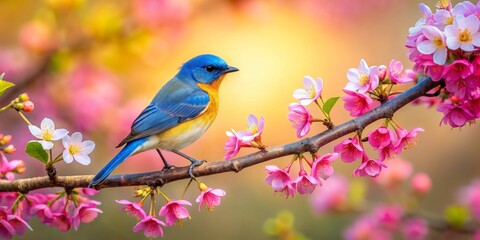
[307, 85, 316, 98]
[447, 17, 453, 25]
[458, 29, 472, 43]
[68, 144, 81, 155]
[433, 37, 444, 48]
[359, 74, 369, 86]
[247, 124, 258, 134]
[41, 129, 53, 141]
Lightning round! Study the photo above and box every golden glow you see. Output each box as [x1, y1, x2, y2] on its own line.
[459, 29, 472, 43]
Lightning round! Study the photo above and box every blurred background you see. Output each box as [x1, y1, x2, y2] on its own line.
[0, 0, 479, 239]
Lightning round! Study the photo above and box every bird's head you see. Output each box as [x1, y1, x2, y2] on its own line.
[178, 54, 239, 84]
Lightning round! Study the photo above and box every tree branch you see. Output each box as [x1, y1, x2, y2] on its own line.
[0, 78, 440, 193]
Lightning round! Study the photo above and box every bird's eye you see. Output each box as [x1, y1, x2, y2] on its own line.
[205, 65, 215, 72]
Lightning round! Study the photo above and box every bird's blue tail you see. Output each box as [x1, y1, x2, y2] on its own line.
[89, 138, 147, 188]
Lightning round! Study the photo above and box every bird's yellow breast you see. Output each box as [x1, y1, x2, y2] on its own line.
[141, 76, 225, 151]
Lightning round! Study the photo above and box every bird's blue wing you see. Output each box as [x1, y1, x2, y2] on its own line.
[117, 78, 209, 147]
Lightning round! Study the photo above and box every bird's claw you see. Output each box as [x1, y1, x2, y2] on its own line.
[188, 160, 206, 178]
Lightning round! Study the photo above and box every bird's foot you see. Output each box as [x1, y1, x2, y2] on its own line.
[188, 159, 206, 178]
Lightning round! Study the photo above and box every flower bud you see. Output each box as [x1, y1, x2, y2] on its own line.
[134, 186, 151, 198]
[3, 145, 16, 154]
[12, 103, 24, 111]
[198, 182, 208, 191]
[377, 65, 387, 81]
[10, 160, 25, 174]
[22, 101, 34, 112]
[411, 172, 431, 195]
[0, 135, 11, 145]
[18, 93, 29, 102]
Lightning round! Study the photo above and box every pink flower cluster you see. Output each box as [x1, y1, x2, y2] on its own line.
[0, 135, 101, 238]
[343, 59, 414, 117]
[458, 179, 480, 220]
[288, 76, 323, 138]
[117, 183, 226, 238]
[264, 153, 338, 198]
[344, 205, 429, 240]
[407, 1, 480, 128]
[334, 126, 423, 178]
[224, 114, 265, 160]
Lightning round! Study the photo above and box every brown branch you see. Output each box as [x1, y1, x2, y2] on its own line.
[0, 78, 440, 192]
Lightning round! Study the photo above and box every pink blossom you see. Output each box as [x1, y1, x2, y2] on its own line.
[79, 188, 99, 196]
[345, 59, 380, 93]
[367, 127, 395, 150]
[377, 65, 387, 81]
[443, 60, 473, 84]
[133, 215, 166, 238]
[240, 114, 265, 143]
[411, 172, 432, 195]
[375, 158, 413, 188]
[30, 204, 53, 224]
[373, 205, 404, 231]
[224, 129, 250, 160]
[311, 153, 338, 181]
[6, 215, 32, 236]
[293, 170, 318, 195]
[158, 200, 192, 226]
[19, 20, 56, 53]
[388, 60, 415, 83]
[402, 218, 429, 240]
[424, 61, 446, 81]
[353, 156, 387, 178]
[277, 181, 296, 199]
[310, 175, 348, 214]
[438, 101, 475, 127]
[51, 212, 71, 232]
[342, 89, 377, 117]
[467, 93, 480, 117]
[379, 142, 400, 161]
[344, 215, 392, 240]
[116, 200, 146, 219]
[132, 0, 190, 28]
[333, 137, 363, 163]
[417, 26, 448, 65]
[72, 204, 103, 230]
[293, 76, 323, 106]
[196, 188, 226, 211]
[434, 5, 466, 30]
[288, 103, 313, 138]
[394, 127, 424, 151]
[265, 165, 291, 191]
[458, 180, 480, 219]
[0, 208, 32, 239]
[445, 15, 480, 51]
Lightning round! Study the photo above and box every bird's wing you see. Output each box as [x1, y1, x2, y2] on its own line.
[116, 79, 210, 147]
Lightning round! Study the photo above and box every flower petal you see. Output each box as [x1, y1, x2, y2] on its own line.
[417, 40, 437, 54]
[80, 141, 96, 155]
[52, 129, 69, 141]
[39, 140, 54, 150]
[74, 153, 91, 165]
[62, 135, 71, 148]
[63, 151, 73, 163]
[28, 125, 42, 139]
[41, 118, 54, 129]
[433, 47, 447, 65]
[70, 132, 83, 143]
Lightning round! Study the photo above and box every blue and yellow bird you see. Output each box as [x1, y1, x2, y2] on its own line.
[89, 54, 238, 187]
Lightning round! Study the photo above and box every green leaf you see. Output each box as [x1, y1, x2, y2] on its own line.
[25, 142, 48, 164]
[322, 97, 340, 114]
[0, 79, 15, 97]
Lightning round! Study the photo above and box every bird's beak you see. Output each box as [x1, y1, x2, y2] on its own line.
[222, 66, 239, 74]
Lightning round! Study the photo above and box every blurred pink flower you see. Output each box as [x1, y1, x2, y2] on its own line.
[402, 218, 429, 240]
[133, 215, 166, 238]
[310, 175, 348, 214]
[333, 137, 363, 163]
[196, 188, 226, 211]
[373, 205, 404, 231]
[116, 200, 146, 219]
[288, 103, 313, 138]
[51, 212, 71, 232]
[411, 172, 432, 195]
[19, 21, 56, 54]
[30, 204, 54, 224]
[293, 76, 323, 106]
[132, 0, 191, 28]
[345, 59, 379, 93]
[458, 180, 480, 219]
[375, 158, 413, 188]
[159, 200, 191, 226]
[342, 89, 376, 117]
[63, 64, 121, 131]
[344, 215, 392, 240]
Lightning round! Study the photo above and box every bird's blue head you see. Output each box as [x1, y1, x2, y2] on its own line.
[177, 54, 238, 84]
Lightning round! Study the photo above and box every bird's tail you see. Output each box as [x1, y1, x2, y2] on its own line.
[88, 138, 147, 188]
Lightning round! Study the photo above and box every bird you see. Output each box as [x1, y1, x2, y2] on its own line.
[89, 54, 238, 187]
